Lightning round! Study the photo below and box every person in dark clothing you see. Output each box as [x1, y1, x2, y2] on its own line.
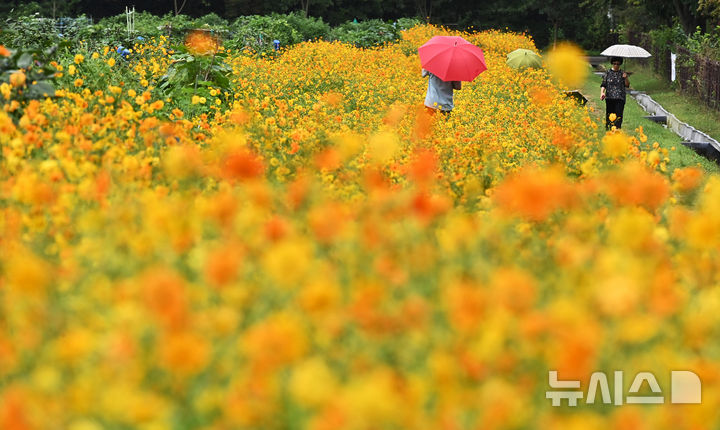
[600, 56, 630, 129]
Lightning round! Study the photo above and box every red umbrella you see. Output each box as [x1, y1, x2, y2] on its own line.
[418, 36, 487, 82]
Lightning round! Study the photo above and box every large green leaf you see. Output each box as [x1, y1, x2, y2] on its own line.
[26, 81, 55, 98]
[16, 53, 34, 69]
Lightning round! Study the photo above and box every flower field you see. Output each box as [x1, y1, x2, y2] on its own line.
[1, 24, 720, 430]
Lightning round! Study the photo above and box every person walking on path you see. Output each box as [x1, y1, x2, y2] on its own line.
[422, 68, 461, 115]
[600, 56, 630, 129]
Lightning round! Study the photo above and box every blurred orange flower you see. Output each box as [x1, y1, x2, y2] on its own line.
[141, 267, 188, 330]
[494, 166, 577, 221]
[159, 331, 211, 375]
[185, 30, 219, 56]
[672, 166, 704, 192]
[224, 150, 265, 180]
[602, 162, 669, 211]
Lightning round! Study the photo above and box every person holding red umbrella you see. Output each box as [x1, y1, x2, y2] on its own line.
[422, 68, 462, 114]
[418, 35, 487, 115]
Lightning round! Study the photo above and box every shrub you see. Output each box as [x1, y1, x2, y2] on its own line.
[0, 14, 63, 50]
[192, 13, 229, 29]
[395, 17, 422, 31]
[328, 19, 399, 48]
[284, 11, 330, 41]
[227, 15, 302, 53]
[157, 32, 233, 116]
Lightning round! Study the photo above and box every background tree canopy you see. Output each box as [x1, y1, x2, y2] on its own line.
[0, 0, 716, 49]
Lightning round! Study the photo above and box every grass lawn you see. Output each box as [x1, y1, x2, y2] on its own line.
[579, 66, 720, 174]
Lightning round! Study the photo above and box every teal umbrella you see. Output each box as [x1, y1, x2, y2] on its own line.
[506, 48, 543, 69]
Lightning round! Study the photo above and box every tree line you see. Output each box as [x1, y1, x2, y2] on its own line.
[1, 0, 717, 50]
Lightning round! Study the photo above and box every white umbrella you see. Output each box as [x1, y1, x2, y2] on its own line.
[600, 44, 651, 58]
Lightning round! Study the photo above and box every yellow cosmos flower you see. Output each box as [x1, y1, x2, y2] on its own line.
[289, 357, 338, 407]
[366, 130, 400, 164]
[602, 130, 629, 158]
[546, 42, 588, 89]
[0, 82, 11, 99]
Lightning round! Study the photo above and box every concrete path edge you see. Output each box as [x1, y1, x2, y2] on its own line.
[630, 91, 720, 153]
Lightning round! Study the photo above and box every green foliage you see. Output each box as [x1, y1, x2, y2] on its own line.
[0, 44, 60, 120]
[283, 11, 331, 41]
[86, 12, 232, 51]
[227, 14, 303, 53]
[192, 13, 229, 28]
[685, 25, 720, 58]
[0, 0, 81, 19]
[56, 50, 137, 93]
[0, 14, 62, 50]
[648, 23, 687, 50]
[395, 17, 422, 31]
[91, 12, 187, 49]
[157, 44, 233, 116]
[327, 19, 399, 48]
[649, 23, 720, 60]
[0, 12, 94, 51]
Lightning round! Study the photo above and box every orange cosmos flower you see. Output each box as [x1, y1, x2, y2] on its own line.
[0, 45, 10, 57]
[528, 85, 554, 106]
[602, 162, 669, 211]
[159, 331, 210, 376]
[264, 215, 291, 242]
[408, 148, 438, 185]
[0, 387, 33, 430]
[550, 320, 601, 381]
[241, 313, 308, 371]
[412, 104, 434, 140]
[314, 147, 342, 171]
[444, 281, 486, 333]
[410, 190, 450, 222]
[308, 202, 348, 243]
[551, 127, 576, 150]
[489, 267, 537, 313]
[204, 243, 243, 287]
[672, 166, 704, 192]
[224, 150, 265, 181]
[493, 166, 576, 221]
[185, 30, 219, 56]
[9, 71, 26, 88]
[141, 267, 189, 330]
